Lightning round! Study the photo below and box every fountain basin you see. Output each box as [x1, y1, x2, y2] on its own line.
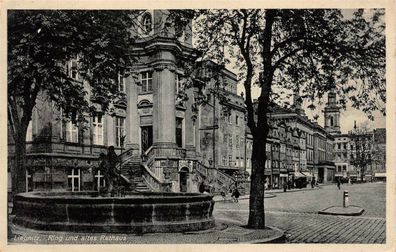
[13, 191, 215, 234]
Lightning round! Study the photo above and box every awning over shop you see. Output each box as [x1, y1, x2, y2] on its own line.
[301, 172, 313, 177]
[375, 172, 386, 177]
[294, 171, 306, 178]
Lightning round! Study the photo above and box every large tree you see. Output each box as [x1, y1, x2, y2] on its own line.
[8, 10, 144, 196]
[190, 9, 385, 229]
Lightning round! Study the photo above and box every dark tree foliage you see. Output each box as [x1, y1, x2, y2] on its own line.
[175, 9, 385, 229]
[8, 10, 142, 195]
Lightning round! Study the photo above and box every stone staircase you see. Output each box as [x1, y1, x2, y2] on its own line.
[119, 154, 151, 192]
[132, 176, 151, 192]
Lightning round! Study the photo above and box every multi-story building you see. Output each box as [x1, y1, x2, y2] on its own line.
[8, 10, 242, 194]
[199, 67, 247, 177]
[246, 95, 336, 189]
[324, 90, 386, 182]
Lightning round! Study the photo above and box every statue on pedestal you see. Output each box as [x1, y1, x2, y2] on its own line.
[98, 146, 119, 195]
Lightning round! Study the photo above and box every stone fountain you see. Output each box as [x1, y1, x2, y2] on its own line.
[13, 147, 215, 234]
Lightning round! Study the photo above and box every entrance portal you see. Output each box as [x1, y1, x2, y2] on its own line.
[141, 126, 153, 153]
[318, 168, 324, 183]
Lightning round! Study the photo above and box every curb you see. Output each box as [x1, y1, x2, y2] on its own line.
[247, 226, 286, 244]
[270, 187, 321, 194]
[213, 193, 275, 202]
[318, 205, 365, 216]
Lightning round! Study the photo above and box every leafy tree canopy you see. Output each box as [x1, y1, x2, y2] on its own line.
[192, 9, 385, 121]
[8, 10, 142, 132]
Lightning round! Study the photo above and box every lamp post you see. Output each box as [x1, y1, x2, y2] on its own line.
[118, 134, 126, 196]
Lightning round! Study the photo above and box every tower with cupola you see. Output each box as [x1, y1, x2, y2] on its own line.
[324, 90, 341, 135]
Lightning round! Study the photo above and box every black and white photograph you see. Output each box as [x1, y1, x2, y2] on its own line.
[4, 1, 395, 250]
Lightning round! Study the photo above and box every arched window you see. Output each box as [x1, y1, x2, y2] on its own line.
[142, 13, 152, 33]
[330, 116, 334, 126]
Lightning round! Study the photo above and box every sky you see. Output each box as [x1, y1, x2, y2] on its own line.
[235, 84, 386, 134]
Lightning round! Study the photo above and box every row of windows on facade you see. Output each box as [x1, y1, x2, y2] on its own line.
[335, 152, 371, 160]
[335, 142, 372, 150]
[25, 168, 107, 192]
[269, 127, 316, 146]
[68, 61, 186, 95]
[337, 165, 348, 172]
[26, 115, 126, 147]
[219, 155, 310, 171]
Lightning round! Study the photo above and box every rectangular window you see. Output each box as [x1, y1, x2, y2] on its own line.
[66, 120, 79, 143]
[26, 120, 33, 142]
[342, 165, 347, 171]
[115, 117, 125, 147]
[343, 143, 347, 149]
[236, 135, 239, 148]
[229, 135, 233, 148]
[118, 72, 126, 93]
[176, 117, 183, 148]
[67, 168, 81, 192]
[175, 74, 183, 93]
[337, 143, 341, 149]
[92, 114, 103, 145]
[222, 156, 227, 166]
[228, 155, 233, 166]
[235, 115, 239, 125]
[140, 71, 153, 93]
[68, 58, 79, 80]
[95, 170, 106, 191]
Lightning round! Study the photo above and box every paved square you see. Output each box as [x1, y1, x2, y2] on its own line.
[214, 182, 386, 243]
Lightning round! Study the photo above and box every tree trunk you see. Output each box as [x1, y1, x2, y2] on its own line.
[247, 128, 269, 228]
[246, 9, 276, 229]
[12, 131, 27, 197]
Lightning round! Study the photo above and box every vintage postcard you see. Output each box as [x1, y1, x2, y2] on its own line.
[1, 0, 395, 252]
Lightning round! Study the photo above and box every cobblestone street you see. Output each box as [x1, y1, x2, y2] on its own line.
[214, 182, 386, 243]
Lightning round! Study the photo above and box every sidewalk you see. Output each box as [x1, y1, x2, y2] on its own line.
[213, 185, 322, 202]
[9, 215, 285, 244]
[268, 185, 321, 194]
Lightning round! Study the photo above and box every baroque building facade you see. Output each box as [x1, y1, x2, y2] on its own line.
[8, 10, 242, 194]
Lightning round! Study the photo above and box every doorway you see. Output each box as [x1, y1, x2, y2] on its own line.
[141, 125, 153, 154]
[318, 168, 324, 183]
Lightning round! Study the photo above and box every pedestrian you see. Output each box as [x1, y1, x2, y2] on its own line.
[199, 182, 205, 193]
[311, 178, 315, 189]
[220, 190, 226, 202]
[283, 183, 287, 192]
[337, 179, 341, 190]
[233, 188, 240, 203]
